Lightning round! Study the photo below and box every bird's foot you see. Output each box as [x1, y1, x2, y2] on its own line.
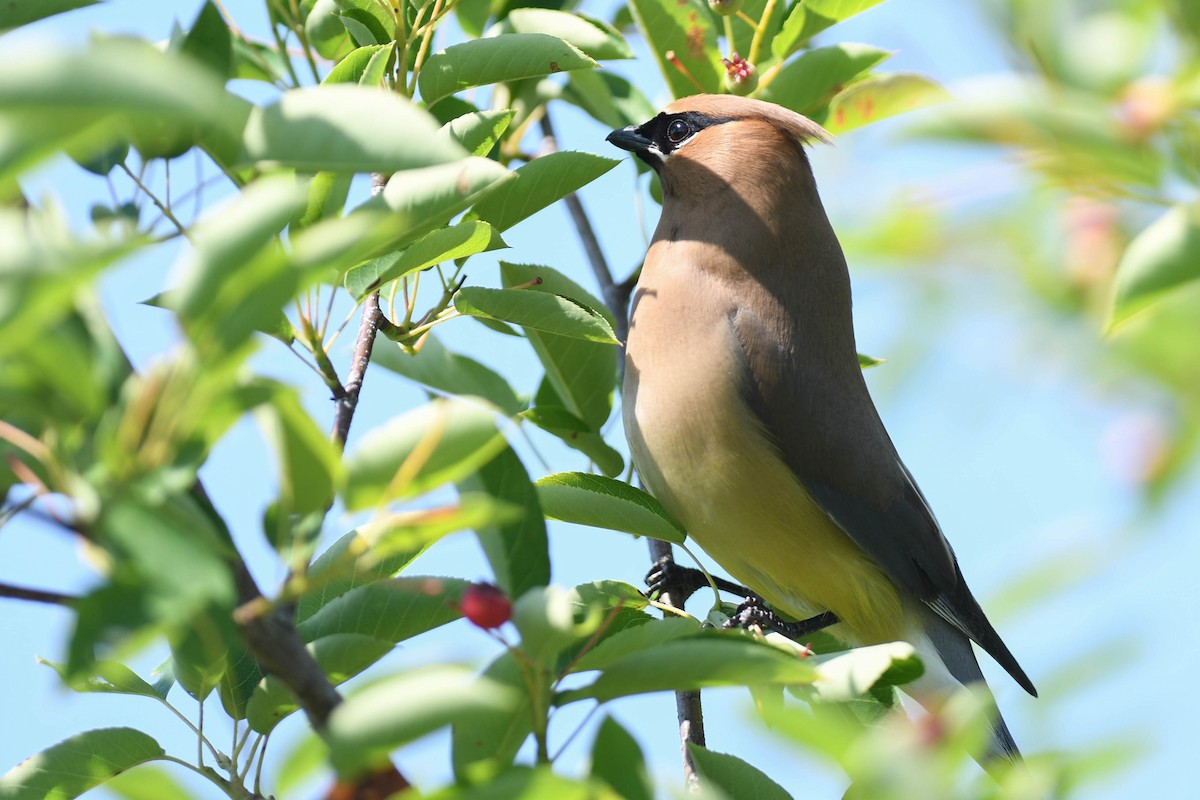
[724, 596, 839, 640]
[644, 556, 711, 605]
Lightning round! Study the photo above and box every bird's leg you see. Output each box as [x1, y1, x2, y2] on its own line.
[725, 596, 839, 640]
[645, 556, 752, 605]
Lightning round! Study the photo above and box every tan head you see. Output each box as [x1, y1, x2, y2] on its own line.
[606, 94, 831, 204]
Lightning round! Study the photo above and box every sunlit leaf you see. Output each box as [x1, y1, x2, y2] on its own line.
[591, 717, 653, 800]
[629, 0, 722, 98]
[759, 43, 892, 114]
[418, 34, 598, 107]
[490, 10, 634, 60]
[774, 0, 885, 59]
[373, 334, 527, 416]
[822, 73, 950, 134]
[441, 109, 516, 157]
[0, 728, 166, 800]
[454, 287, 619, 344]
[345, 220, 502, 299]
[1108, 203, 1200, 330]
[535, 472, 686, 542]
[468, 151, 620, 232]
[689, 745, 793, 800]
[521, 406, 624, 477]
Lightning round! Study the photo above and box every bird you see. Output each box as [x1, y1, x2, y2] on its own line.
[606, 94, 1037, 761]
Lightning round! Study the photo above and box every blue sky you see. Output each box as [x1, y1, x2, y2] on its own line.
[2, 1, 1194, 797]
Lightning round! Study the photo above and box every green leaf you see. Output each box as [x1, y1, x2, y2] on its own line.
[500, 263, 618, 431]
[822, 73, 951, 134]
[469, 151, 619, 232]
[323, 44, 390, 84]
[458, 447, 551, 598]
[327, 666, 517, 776]
[535, 472, 686, 543]
[367, 157, 515, 247]
[441, 109, 516, 157]
[591, 717, 653, 800]
[730, 0, 787, 69]
[759, 44, 892, 114]
[628, 0, 722, 98]
[0, 209, 139, 359]
[774, 0, 885, 59]
[296, 529, 432, 624]
[455, 287, 620, 344]
[418, 33, 598, 108]
[342, 397, 508, 510]
[335, 0, 396, 44]
[0, 728, 166, 800]
[0, 0, 98, 30]
[306, 0, 355, 61]
[180, 1, 233, 81]
[342, 496, 522, 567]
[512, 585, 592, 665]
[169, 175, 309, 360]
[1108, 203, 1200, 330]
[490, 10, 634, 60]
[103, 766, 202, 800]
[571, 616, 698, 673]
[858, 352, 884, 368]
[558, 635, 818, 703]
[807, 641, 923, 703]
[38, 660, 165, 701]
[298, 576, 470, 644]
[562, 70, 657, 130]
[688, 745, 793, 800]
[522, 407, 624, 477]
[257, 387, 342, 518]
[451, 653, 533, 782]
[345, 220, 503, 299]
[243, 85, 468, 172]
[372, 334, 527, 416]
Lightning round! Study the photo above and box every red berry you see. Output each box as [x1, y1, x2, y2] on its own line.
[459, 583, 512, 630]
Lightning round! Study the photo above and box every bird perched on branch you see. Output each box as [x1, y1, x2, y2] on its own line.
[607, 94, 1036, 761]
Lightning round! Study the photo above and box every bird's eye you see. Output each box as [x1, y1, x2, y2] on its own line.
[666, 119, 691, 144]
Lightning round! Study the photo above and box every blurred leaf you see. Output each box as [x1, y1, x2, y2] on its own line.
[451, 652, 532, 782]
[169, 175, 308, 360]
[1108, 203, 1200, 330]
[858, 352, 884, 368]
[571, 616, 698, 673]
[0, 209, 139, 359]
[454, 287, 619, 344]
[246, 633, 394, 733]
[629, 0, 722, 98]
[179, 1, 233, 81]
[297, 576, 469, 643]
[760, 43, 892, 114]
[349, 496, 522, 566]
[459, 446, 551, 598]
[806, 641, 923, 703]
[0, 728, 166, 800]
[535, 472, 686, 542]
[216, 641, 262, 720]
[521, 406, 624, 476]
[367, 157, 515, 248]
[512, 585, 591, 665]
[38, 660, 166, 701]
[345, 220, 503, 299]
[490, 10, 633, 60]
[424, 766, 614, 800]
[274, 732, 326, 798]
[306, 0, 355, 61]
[242, 85, 468, 172]
[441, 109, 517, 157]
[822, 73, 950, 134]
[774, 0, 885, 59]
[562, 70, 656, 130]
[256, 387, 342, 517]
[373, 334, 527, 416]
[0, 0, 98, 30]
[469, 151, 620, 232]
[688, 744, 792, 800]
[335, 0, 396, 45]
[293, 170, 353, 229]
[169, 609, 236, 702]
[501, 263, 619, 430]
[327, 666, 517, 776]
[560, 634, 818, 703]
[590, 717, 653, 800]
[341, 397, 507, 510]
[103, 765, 202, 800]
[418, 34, 598, 108]
[232, 38, 290, 83]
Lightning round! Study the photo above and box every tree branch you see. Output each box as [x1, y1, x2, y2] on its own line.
[539, 107, 703, 792]
[332, 291, 382, 447]
[0, 582, 77, 606]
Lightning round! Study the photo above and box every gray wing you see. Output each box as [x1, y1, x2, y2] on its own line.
[729, 306, 1036, 696]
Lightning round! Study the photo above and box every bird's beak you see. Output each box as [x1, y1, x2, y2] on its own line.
[606, 126, 652, 154]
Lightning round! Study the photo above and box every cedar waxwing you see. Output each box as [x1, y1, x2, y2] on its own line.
[607, 95, 1036, 761]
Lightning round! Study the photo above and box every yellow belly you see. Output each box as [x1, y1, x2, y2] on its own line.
[624, 283, 904, 645]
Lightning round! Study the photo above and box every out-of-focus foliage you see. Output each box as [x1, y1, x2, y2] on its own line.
[0, 0, 1113, 798]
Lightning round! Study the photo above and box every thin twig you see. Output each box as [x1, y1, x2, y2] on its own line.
[119, 163, 190, 240]
[0, 582, 77, 606]
[332, 291, 382, 446]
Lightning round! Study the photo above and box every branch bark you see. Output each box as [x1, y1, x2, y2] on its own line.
[0, 582, 77, 606]
[539, 108, 704, 791]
